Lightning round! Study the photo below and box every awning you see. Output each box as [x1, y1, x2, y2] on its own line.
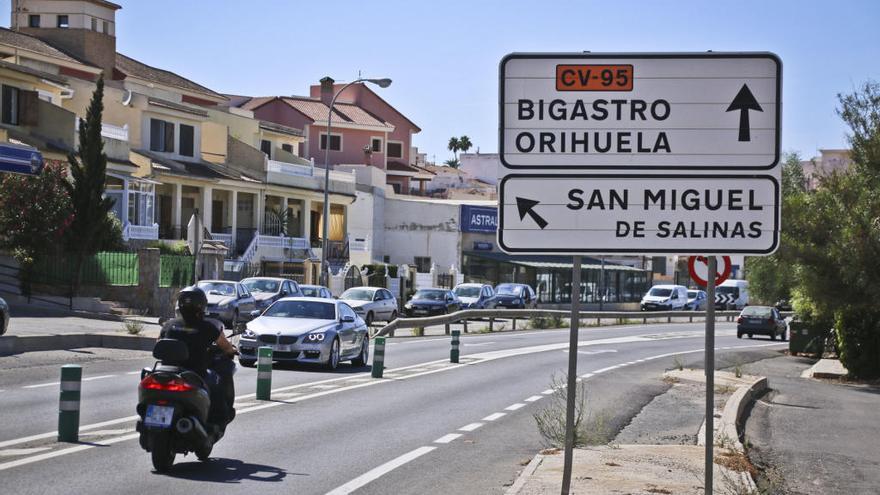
[464, 251, 646, 272]
[107, 171, 162, 185]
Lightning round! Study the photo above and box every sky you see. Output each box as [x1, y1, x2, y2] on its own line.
[4, 0, 879, 163]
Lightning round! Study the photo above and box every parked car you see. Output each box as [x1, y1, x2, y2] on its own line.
[453, 283, 497, 309]
[715, 279, 749, 310]
[338, 287, 398, 326]
[241, 277, 303, 311]
[405, 288, 460, 317]
[686, 289, 708, 311]
[774, 299, 792, 312]
[193, 280, 256, 329]
[238, 297, 369, 370]
[737, 306, 787, 340]
[640, 285, 688, 311]
[300, 285, 333, 299]
[493, 283, 537, 309]
[0, 296, 8, 336]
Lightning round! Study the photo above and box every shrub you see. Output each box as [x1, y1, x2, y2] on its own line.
[533, 374, 610, 448]
[529, 314, 566, 329]
[835, 306, 880, 379]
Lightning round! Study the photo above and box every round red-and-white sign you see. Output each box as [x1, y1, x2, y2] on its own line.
[688, 256, 732, 288]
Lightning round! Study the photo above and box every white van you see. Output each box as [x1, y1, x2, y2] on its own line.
[640, 284, 688, 311]
[715, 279, 749, 310]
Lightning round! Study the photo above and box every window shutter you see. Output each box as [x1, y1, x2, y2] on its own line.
[164, 121, 175, 152]
[18, 90, 38, 126]
[179, 124, 194, 157]
[150, 119, 161, 151]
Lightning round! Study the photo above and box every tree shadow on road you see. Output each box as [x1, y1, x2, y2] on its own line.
[161, 457, 298, 483]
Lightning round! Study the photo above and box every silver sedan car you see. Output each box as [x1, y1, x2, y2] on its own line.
[238, 298, 369, 370]
[338, 287, 398, 326]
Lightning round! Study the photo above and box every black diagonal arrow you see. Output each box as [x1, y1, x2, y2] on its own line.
[516, 197, 548, 229]
[726, 84, 763, 142]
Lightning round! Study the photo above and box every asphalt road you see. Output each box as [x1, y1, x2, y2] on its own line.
[0, 322, 786, 494]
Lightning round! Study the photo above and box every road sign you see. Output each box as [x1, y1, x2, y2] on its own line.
[499, 52, 781, 170]
[688, 255, 732, 287]
[0, 142, 44, 176]
[498, 174, 779, 254]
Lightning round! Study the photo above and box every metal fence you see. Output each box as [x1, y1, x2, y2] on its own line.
[32, 251, 139, 287]
[159, 255, 194, 288]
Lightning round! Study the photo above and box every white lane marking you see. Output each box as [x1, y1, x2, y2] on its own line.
[459, 422, 484, 432]
[433, 433, 462, 444]
[524, 395, 543, 402]
[541, 389, 555, 395]
[505, 403, 526, 411]
[325, 446, 436, 495]
[0, 447, 52, 457]
[82, 375, 116, 382]
[0, 415, 140, 449]
[310, 384, 339, 390]
[126, 371, 141, 375]
[464, 341, 496, 347]
[581, 373, 595, 379]
[79, 429, 134, 437]
[482, 412, 506, 421]
[22, 382, 59, 389]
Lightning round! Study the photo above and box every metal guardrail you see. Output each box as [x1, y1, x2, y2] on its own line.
[372, 309, 796, 337]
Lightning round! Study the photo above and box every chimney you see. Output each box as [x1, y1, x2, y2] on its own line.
[319, 76, 335, 106]
[14, 0, 121, 77]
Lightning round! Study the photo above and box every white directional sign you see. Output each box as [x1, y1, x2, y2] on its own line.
[497, 52, 782, 256]
[499, 174, 779, 254]
[500, 53, 781, 170]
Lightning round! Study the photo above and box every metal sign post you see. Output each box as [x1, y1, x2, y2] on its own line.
[561, 256, 582, 495]
[704, 255, 717, 494]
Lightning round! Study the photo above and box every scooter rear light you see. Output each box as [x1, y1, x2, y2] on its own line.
[140, 374, 194, 392]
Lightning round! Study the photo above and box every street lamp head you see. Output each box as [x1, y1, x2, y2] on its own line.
[366, 78, 392, 88]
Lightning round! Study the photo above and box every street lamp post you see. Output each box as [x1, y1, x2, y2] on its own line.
[320, 76, 391, 288]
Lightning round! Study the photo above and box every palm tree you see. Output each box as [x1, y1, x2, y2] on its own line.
[458, 135, 473, 154]
[448, 136, 461, 162]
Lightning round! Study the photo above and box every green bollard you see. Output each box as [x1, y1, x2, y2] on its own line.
[58, 364, 82, 442]
[372, 337, 386, 378]
[451, 330, 460, 363]
[256, 346, 273, 400]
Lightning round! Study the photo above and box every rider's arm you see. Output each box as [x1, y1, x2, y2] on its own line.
[215, 332, 237, 357]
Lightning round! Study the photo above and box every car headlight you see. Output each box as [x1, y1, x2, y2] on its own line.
[242, 328, 256, 339]
[404, 303, 412, 309]
[305, 333, 326, 343]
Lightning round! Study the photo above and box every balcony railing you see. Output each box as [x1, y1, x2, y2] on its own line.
[77, 119, 129, 141]
[266, 159, 357, 184]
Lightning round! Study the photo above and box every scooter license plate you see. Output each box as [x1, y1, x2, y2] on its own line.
[144, 405, 174, 429]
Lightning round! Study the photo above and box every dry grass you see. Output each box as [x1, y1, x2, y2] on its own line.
[716, 450, 758, 478]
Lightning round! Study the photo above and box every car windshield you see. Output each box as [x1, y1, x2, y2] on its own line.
[648, 288, 672, 297]
[741, 306, 772, 317]
[415, 290, 447, 301]
[262, 301, 336, 320]
[301, 287, 320, 297]
[496, 284, 522, 296]
[718, 286, 740, 296]
[242, 279, 279, 293]
[454, 286, 481, 297]
[687, 291, 699, 298]
[341, 288, 374, 301]
[197, 282, 236, 296]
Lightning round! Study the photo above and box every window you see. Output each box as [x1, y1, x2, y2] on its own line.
[319, 133, 342, 151]
[260, 139, 272, 157]
[149, 119, 174, 153]
[371, 137, 383, 153]
[28, 15, 40, 28]
[414, 256, 431, 273]
[91, 17, 97, 31]
[103, 20, 109, 33]
[179, 124, 194, 157]
[57, 15, 69, 28]
[1, 85, 19, 125]
[281, 143, 293, 154]
[387, 141, 403, 159]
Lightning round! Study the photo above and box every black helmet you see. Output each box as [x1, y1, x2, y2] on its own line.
[177, 286, 207, 323]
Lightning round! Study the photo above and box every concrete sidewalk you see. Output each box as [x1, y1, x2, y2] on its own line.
[743, 355, 880, 494]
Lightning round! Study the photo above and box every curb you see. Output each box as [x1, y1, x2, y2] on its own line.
[0, 333, 156, 356]
[505, 453, 545, 495]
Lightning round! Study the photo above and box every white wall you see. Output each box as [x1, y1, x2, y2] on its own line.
[382, 198, 461, 271]
[459, 153, 501, 185]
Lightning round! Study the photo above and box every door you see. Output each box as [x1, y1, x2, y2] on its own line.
[211, 200, 224, 233]
[237, 284, 255, 317]
[338, 304, 358, 355]
[384, 290, 397, 318]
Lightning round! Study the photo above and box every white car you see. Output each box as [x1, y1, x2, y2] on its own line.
[238, 297, 369, 370]
[640, 285, 688, 311]
[338, 287, 398, 326]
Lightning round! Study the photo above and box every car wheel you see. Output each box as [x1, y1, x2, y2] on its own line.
[770, 330, 777, 341]
[0, 314, 5, 336]
[390, 310, 398, 321]
[239, 359, 256, 368]
[325, 338, 341, 370]
[748, 333, 753, 339]
[364, 312, 374, 327]
[737, 332, 742, 339]
[352, 336, 369, 367]
[781, 328, 788, 341]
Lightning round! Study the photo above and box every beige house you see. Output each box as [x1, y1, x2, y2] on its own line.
[2, 0, 357, 280]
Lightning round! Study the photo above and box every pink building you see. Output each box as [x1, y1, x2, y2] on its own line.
[231, 77, 427, 193]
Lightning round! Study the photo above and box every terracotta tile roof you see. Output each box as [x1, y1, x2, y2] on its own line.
[0, 60, 68, 85]
[281, 97, 392, 128]
[0, 28, 90, 66]
[237, 96, 276, 111]
[387, 161, 423, 173]
[259, 120, 303, 137]
[116, 53, 224, 100]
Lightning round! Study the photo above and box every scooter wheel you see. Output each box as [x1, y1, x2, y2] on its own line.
[196, 443, 213, 461]
[150, 432, 175, 472]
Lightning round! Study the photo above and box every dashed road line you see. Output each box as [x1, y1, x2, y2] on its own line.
[541, 389, 555, 395]
[482, 412, 506, 421]
[433, 433, 462, 444]
[22, 382, 58, 389]
[524, 395, 543, 402]
[325, 446, 436, 495]
[505, 403, 526, 411]
[459, 422, 484, 432]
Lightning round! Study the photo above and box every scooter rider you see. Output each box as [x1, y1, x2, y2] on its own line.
[159, 286, 237, 428]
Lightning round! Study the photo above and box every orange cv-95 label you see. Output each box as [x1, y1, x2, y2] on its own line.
[556, 64, 634, 91]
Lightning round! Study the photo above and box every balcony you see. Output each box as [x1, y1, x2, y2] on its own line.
[266, 158, 357, 196]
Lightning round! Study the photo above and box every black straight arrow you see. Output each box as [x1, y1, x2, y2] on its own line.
[516, 197, 548, 229]
[726, 84, 763, 142]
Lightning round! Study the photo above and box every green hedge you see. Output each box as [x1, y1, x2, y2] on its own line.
[33, 252, 139, 287]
